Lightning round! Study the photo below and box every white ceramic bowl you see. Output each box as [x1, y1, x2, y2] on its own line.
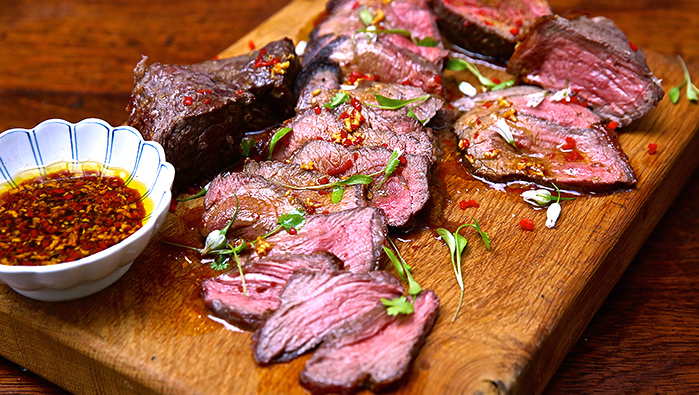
[0, 118, 175, 301]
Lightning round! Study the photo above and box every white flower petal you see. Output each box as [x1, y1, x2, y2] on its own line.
[458, 81, 477, 97]
[546, 202, 561, 228]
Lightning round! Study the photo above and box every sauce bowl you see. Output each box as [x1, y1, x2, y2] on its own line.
[0, 118, 175, 301]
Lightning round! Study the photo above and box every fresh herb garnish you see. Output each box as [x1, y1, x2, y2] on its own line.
[324, 91, 350, 109]
[240, 137, 255, 157]
[416, 36, 438, 47]
[670, 56, 699, 104]
[202, 195, 239, 254]
[355, 27, 412, 37]
[436, 225, 469, 322]
[368, 93, 431, 110]
[269, 127, 292, 159]
[359, 8, 374, 26]
[276, 208, 306, 232]
[446, 58, 514, 91]
[268, 150, 402, 194]
[381, 295, 414, 316]
[176, 183, 208, 202]
[462, 219, 491, 250]
[384, 238, 421, 296]
[521, 184, 574, 229]
[331, 185, 344, 204]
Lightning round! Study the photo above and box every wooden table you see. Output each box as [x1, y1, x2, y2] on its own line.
[0, 0, 697, 393]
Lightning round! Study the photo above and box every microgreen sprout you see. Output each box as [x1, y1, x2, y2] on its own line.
[365, 93, 432, 124]
[176, 182, 209, 202]
[435, 225, 468, 322]
[521, 184, 574, 229]
[324, 91, 350, 109]
[240, 137, 255, 157]
[493, 118, 517, 149]
[670, 55, 699, 104]
[381, 295, 414, 316]
[384, 238, 421, 295]
[446, 58, 514, 91]
[269, 127, 292, 159]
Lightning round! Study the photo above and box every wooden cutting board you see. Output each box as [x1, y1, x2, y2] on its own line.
[2, 0, 699, 394]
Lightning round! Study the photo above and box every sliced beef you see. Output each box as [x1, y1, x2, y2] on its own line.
[454, 111, 636, 192]
[201, 172, 300, 240]
[252, 270, 404, 365]
[300, 290, 440, 394]
[271, 82, 441, 162]
[452, 85, 602, 129]
[202, 165, 366, 239]
[290, 140, 431, 227]
[187, 38, 301, 122]
[507, 15, 664, 127]
[250, 207, 388, 273]
[126, 58, 257, 188]
[431, 0, 551, 62]
[309, 0, 448, 65]
[241, 159, 368, 214]
[304, 35, 444, 95]
[202, 252, 342, 331]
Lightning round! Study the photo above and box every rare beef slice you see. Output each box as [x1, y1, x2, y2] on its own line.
[251, 270, 404, 365]
[300, 290, 440, 394]
[507, 15, 664, 127]
[202, 252, 342, 331]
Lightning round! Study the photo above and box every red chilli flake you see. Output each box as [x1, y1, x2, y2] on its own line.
[314, 106, 322, 115]
[515, 19, 523, 27]
[326, 159, 353, 176]
[561, 136, 576, 150]
[510, 27, 520, 36]
[629, 42, 638, 51]
[287, 227, 297, 235]
[648, 143, 658, 155]
[520, 218, 535, 231]
[607, 121, 619, 130]
[202, 99, 211, 105]
[183, 96, 194, 106]
[248, 40, 256, 50]
[459, 200, 479, 209]
[564, 150, 581, 162]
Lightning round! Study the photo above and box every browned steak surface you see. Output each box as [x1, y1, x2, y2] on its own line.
[251, 270, 403, 365]
[431, 0, 551, 62]
[300, 290, 440, 394]
[507, 15, 664, 127]
[202, 252, 342, 331]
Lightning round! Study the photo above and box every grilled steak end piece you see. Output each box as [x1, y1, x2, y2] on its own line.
[300, 290, 440, 394]
[252, 270, 404, 365]
[507, 15, 664, 127]
[126, 58, 256, 188]
[202, 252, 343, 331]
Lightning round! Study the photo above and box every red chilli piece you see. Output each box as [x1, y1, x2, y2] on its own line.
[510, 27, 520, 36]
[287, 227, 297, 235]
[607, 121, 619, 130]
[648, 143, 658, 155]
[183, 96, 194, 106]
[248, 40, 256, 50]
[629, 42, 638, 51]
[561, 136, 576, 150]
[459, 200, 479, 209]
[520, 218, 534, 231]
[564, 150, 580, 162]
[491, 78, 501, 84]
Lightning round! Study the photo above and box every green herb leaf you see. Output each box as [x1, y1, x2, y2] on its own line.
[359, 8, 374, 26]
[374, 149, 402, 189]
[669, 85, 681, 104]
[491, 79, 516, 91]
[240, 137, 255, 157]
[688, 83, 699, 102]
[369, 93, 431, 110]
[355, 27, 413, 38]
[210, 254, 230, 271]
[416, 36, 438, 47]
[336, 174, 374, 186]
[269, 127, 292, 159]
[331, 186, 344, 204]
[277, 208, 306, 232]
[324, 91, 350, 109]
[446, 58, 496, 88]
[407, 107, 427, 125]
[176, 185, 207, 202]
[464, 219, 491, 250]
[437, 225, 470, 322]
[383, 246, 406, 280]
[381, 296, 414, 316]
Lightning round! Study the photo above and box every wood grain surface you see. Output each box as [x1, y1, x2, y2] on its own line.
[1, 0, 698, 394]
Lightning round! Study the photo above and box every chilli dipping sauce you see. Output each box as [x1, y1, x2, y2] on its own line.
[0, 162, 148, 266]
